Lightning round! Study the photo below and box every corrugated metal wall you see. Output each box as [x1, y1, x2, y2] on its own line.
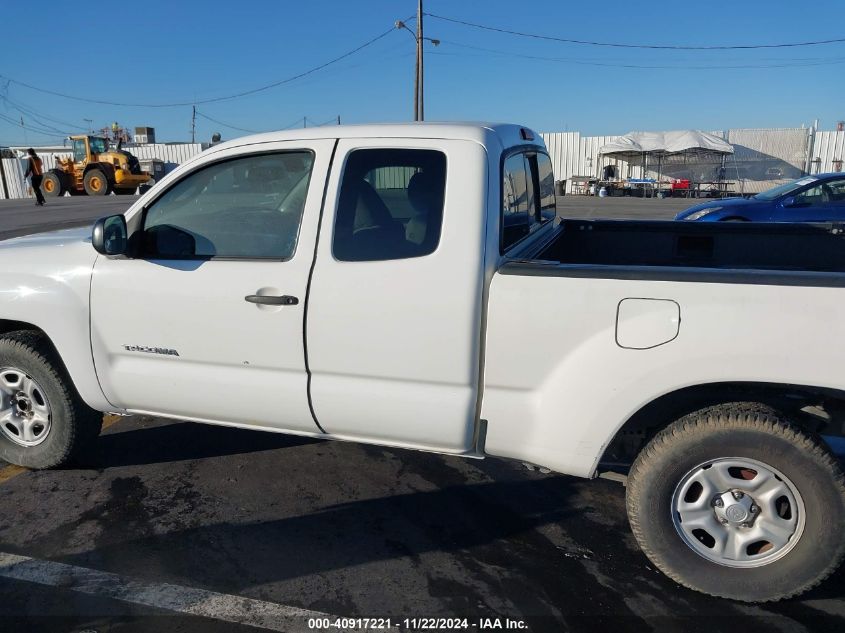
[812, 131, 845, 173]
[541, 127, 830, 193]
[0, 158, 28, 199]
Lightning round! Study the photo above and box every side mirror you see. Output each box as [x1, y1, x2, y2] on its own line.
[782, 196, 797, 208]
[92, 215, 128, 255]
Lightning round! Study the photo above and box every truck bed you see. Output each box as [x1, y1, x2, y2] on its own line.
[531, 219, 845, 275]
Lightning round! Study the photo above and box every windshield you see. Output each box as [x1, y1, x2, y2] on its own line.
[754, 176, 818, 201]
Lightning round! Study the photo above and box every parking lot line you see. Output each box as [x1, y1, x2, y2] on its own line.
[0, 551, 347, 632]
[0, 464, 27, 484]
[0, 414, 124, 484]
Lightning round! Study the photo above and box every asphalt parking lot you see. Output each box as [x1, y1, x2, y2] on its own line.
[1, 195, 843, 632]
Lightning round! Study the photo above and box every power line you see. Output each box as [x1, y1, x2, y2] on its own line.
[0, 94, 88, 131]
[426, 12, 845, 50]
[433, 40, 845, 70]
[0, 24, 402, 108]
[0, 112, 69, 139]
[195, 110, 260, 134]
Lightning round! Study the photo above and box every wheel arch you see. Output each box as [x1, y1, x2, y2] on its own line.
[0, 318, 112, 413]
[599, 381, 845, 469]
[84, 162, 115, 179]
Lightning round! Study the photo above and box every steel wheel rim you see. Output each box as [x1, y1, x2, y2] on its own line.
[0, 367, 52, 447]
[671, 456, 805, 568]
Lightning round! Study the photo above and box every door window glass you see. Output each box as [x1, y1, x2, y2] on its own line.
[142, 152, 314, 259]
[72, 139, 86, 162]
[333, 149, 446, 262]
[794, 178, 845, 205]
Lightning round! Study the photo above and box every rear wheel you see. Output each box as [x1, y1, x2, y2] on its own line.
[626, 403, 845, 602]
[83, 169, 111, 196]
[40, 171, 64, 197]
[0, 331, 102, 469]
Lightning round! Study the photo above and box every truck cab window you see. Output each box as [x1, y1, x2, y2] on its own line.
[535, 152, 557, 221]
[502, 151, 557, 252]
[333, 148, 446, 262]
[141, 151, 314, 259]
[502, 153, 532, 251]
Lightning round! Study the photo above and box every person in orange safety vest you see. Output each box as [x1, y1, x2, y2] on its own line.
[23, 148, 46, 206]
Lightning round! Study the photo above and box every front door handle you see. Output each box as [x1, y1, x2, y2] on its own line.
[245, 294, 299, 306]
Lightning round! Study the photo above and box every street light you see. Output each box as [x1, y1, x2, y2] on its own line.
[396, 12, 439, 121]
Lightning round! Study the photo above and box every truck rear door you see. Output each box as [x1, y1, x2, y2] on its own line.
[306, 138, 488, 452]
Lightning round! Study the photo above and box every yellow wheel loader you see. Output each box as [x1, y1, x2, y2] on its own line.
[41, 135, 151, 197]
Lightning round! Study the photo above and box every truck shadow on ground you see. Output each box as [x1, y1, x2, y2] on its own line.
[86, 420, 320, 467]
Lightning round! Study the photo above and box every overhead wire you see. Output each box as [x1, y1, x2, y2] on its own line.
[0, 21, 406, 108]
[432, 40, 845, 70]
[425, 12, 845, 50]
[0, 94, 88, 131]
[194, 110, 260, 134]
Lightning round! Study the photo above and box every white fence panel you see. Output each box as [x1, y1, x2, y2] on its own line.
[1, 158, 29, 199]
[812, 131, 845, 173]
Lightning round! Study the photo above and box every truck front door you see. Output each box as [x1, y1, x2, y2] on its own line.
[90, 140, 335, 434]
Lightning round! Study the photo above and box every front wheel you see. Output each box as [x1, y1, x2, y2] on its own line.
[83, 169, 111, 196]
[40, 171, 64, 197]
[0, 331, 102, 469]
[626, 403, 845, 602]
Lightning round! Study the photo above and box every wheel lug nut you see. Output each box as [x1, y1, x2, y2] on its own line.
[750, 505, 758, 513]
[720, 518, 729, 525]
[741, 522, 750, 528]
[732, 490, 744, 500]
[714, 498, 724, 507]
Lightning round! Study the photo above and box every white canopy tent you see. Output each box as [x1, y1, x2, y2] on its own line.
[599, 131, 735, 194]
[599, 130, 733, 158]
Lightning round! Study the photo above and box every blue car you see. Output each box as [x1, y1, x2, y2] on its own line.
[676, 173, 845, 222]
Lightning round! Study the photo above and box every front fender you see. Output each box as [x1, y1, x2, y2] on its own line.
[0, 228, 115, 411]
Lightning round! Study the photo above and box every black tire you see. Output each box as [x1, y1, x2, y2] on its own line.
[40, 171, 64, 198]
[83, 168, 111, 196]
[626, 403, 845, 602]
[114, 187, 137, 195]
[0, 331, 102, 469]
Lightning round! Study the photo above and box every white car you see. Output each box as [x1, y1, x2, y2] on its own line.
[1, 123, 844, 602]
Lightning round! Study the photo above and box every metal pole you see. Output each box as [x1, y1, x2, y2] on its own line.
[191, 106, 196, 144]
[418, 0, 424, 121]
[414, 0, 422, 121]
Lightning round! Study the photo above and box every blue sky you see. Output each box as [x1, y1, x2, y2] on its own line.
[1, 0, 843, 145]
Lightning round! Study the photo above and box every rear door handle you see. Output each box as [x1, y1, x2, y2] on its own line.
[245, 294, 299, 306]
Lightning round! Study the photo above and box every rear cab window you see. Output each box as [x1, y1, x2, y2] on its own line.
[501, 148, 557, 253]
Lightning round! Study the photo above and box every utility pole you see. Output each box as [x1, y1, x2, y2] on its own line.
[414, 0, 422, 121]
[417, 0, 425, 121]
[191, 105, 196, 144]
[337, 115, 341, 125]
[397, 4, 438, 122]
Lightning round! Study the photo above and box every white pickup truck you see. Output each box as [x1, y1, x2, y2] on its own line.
[1, 123, 844, 602]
